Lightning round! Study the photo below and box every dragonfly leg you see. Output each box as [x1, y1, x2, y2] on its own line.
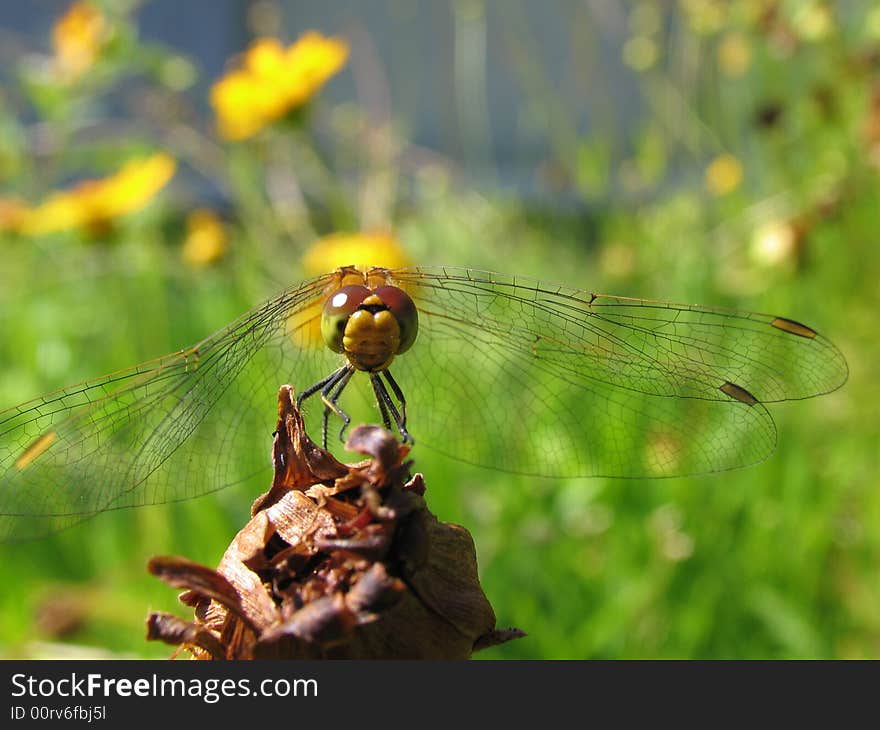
[322, 366, 355, 445]
[371, 371, 413, 444]
[381, 370, 410, 439]
[297, 367, 346, 407]
[371, 375, 393, 431]
[298, 366, 352, 448]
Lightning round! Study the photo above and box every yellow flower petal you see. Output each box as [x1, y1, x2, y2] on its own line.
[17, 153, 176, 236]
[717, 32, 752, 77]
[52, 1, 106, 82]
[680, 0, 727, 35]
[0, 198, 28, 233]
[93, 153, 177, 220]
[704, 153, 743, 197]
[284, 32, 349, 96]
[622, 36, 659, 72]
[210, 72, 271, 141]
[19, 194, 88, 236]
[792, 3, 832, 42]
[244, 37, 288, 76]
[182, 209, 228, 267]
[210, 31, 349, 141]
[302, 231, 410, 276]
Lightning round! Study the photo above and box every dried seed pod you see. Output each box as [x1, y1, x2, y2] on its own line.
[146, 384, 522, 659]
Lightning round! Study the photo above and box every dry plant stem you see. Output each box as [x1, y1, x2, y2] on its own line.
[146, 384, 523, 659]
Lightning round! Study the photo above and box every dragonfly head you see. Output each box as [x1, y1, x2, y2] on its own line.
[321, 284, 419, 372]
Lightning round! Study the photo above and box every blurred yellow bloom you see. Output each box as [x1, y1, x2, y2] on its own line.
[622, 36, 659, 72]
[792, 3, 832, 42]
[52, 1, 107, 82]
[679, 0, 727, 35]
[301, 231, 410, 276]
[18, 154, 177, 236]
[717, 32, 752, 77]
[599, 241, 637, 279]
[0, 198, 28, 233]
[210, 32, 349, 141]
[182, 209, 228, 267]
[704, 153, 743, 196]
[867, 6, 880, 40]
[290, 231, 410, 348]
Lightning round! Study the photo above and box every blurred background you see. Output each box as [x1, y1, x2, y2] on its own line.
[0, 0, 876, 659]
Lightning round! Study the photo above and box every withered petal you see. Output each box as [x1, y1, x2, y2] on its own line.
[260, 593, 357, 647]
[345, 563, 405, 616]
[146, 611, 227, 659]
[147, 556, 261, 633]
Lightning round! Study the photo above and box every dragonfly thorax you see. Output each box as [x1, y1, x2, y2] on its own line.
[321, 284, 419, 372]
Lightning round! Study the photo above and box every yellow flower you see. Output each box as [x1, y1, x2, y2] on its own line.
[301, 231, 410, 276]
[792, 2, 833, 42]
[19, 153, 177, 236]
[210, 32, 349, 141]
[622, 37, 659, 72]
[182, 209, 229, 266]
[52, 2, 107, 82]
[717, 32, 752, 77]
[291, 231, 410, 347]
[679, 0, 727, 35]
[0, 198, 28, 233]
[704, 153, 743, 196]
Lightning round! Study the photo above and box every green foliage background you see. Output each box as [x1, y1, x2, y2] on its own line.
[0, 1, 877, 658]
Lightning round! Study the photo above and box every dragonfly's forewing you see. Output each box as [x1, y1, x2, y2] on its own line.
[0, 274, 341, 541]
[390, 267, 848, 478]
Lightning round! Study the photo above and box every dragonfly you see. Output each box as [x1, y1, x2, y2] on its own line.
[0, 266, 848, 542]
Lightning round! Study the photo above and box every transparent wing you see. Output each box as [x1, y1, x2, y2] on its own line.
[389, 267, 848, 478]
[0, 265, 850, 540]
[0, 273, 345, 541]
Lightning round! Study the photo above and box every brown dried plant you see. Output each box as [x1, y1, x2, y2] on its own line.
[146, 385, 523, 659]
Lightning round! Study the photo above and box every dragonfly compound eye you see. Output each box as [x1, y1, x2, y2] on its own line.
[373, 286, 419, 354]
[321, 285, 371, 353]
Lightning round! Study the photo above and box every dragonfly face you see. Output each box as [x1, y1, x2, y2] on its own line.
[320, 284, 419, 372]
[0, 265, 849, 541]
[299, 273, 420, 447]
